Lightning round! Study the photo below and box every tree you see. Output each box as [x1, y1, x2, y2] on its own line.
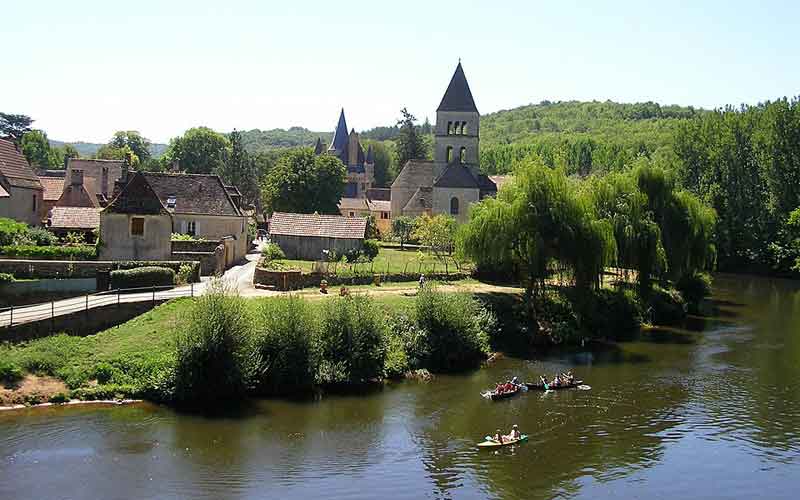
[392, 216, 415, 250]
[164, 127, 231, 174]
[395, 108, 428, 168]
[96, 144, 140, 166]
[412, 214, 457, 262]
[261, 147, 346, 214]
[0, 113, 33, 143]
[20, 130, 53, 167]
[109, 131, 152, 162]
[363, 140, 395, 187]
[218, 130, 260, 206]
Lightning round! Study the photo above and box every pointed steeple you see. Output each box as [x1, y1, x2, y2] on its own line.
[329, 108, 349, 152]
[365, 144, 374, 164]
[313, 137, 323, 154]
[437, 62, 478, 113]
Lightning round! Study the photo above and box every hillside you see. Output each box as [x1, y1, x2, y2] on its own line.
[49, 140, 168, 158]
[240, 127, 330, 153]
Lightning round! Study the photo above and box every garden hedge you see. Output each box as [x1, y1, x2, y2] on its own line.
[110, 266, 176, 290]
[0, 245, 97, 260]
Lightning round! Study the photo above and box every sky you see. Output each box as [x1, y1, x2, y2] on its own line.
[3, 0, 799, 144]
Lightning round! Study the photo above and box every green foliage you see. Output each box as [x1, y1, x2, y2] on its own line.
[648, 286, 687, 325]
[218, 129, 261, 206]
[575, 287, 643, 340]
[110, 266, 175, 289]
[364, 214, 381, 240]
[164, 126, 231, 174]
[261, 242, 286, 262]
[395, 108, 429, 167]
[412, 214, 456, 261]
[0, 272, 14, 283]
[0, 359, 24, 384]
[675, 272, 713, 313]
[63, 231, 86, 245]
[414, 285, 492, 372]
[253, 297, 317, 394]
[362, 239, 380, 261]
[170, 232, 204, 241]
[176, 264, 195, 286]
[391, 216, 416, 249]
[383, 329, 410, 379]
[261, 147, 346, 214]
[0, 217, 29, 245]
[317, 295, 387, 384]
[0, 112, 33, 142]
[362, 139, 396, 187]
[0, 245, 97, 260]
[21, 129, 63, 167]
[25, 227, 59, 246]
[173, 281, 256, 406]
[109, 131, 152, 163]
[49, 392, 70, 404]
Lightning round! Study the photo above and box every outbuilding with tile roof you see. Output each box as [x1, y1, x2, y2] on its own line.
[269, 211, 367, 261]
[0, 138, 44, 226]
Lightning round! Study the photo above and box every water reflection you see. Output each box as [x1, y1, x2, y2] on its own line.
[2, 274, 800, 499]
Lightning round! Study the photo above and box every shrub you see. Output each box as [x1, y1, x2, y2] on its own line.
[110, 266, 175, 290]
[317, 295, 387, 384]
[12, 334, 74, 375]
[648, 286, 687, 325]
[71, 384, 139, 401]
[576, 287, 643, 340]
[64, 231, 85, 245]
[344, 248, 362, 263]
[0, 217, 28, 246]
[171, 233, 205, 241]
[176, 263, 195, 286]
[0, 359, 24, 384]
[173, 281, 256, 406]
[92, 362, 116, 384]
[676, 272, 712, 313]
[384, 330, 411, 379]
[261, 243, 286, 262]
[387, 312, 428, 368]
[49, 392, 70, 404]
[253, 296, 318, 394]
[0, 245, 97, 260]
[27, 227, 59, 246]
[362, 239, 380, 261]
[0, 272, 14, 284]
[415, 285, 492, 372]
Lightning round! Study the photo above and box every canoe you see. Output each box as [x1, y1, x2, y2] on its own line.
[525, 380, 583, 391]
[483, 385, 522, 400]
[477, 434, 528, 448]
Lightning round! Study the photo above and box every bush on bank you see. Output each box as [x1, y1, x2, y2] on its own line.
[110, 266, 176, 290]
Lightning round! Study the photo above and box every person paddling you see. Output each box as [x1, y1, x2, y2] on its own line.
[506, 424, 521, 441]
[493, 429, 504, 444]
[540, 375, 549, 390]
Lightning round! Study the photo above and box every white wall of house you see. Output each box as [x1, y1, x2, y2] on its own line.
[172, 214, 248, 262]
[0, 186, 44, 226]
[99, 213, 172, 261]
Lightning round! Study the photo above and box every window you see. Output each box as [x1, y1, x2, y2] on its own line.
[166, 195, 177, 209]
[460, 147, 467, 164]
[32, 194, 37, 213]
[462, 122, 468, 135]
[447, 121, 453, 135]
[130, 217, 144, 236]
[446, 146, 453, 163]
[349, 211, 355, 217]
[450, 197, 459, 215]
[187, 221, 196, 236]
[457, 122, 464, 135]
[381, 211, 389, 219]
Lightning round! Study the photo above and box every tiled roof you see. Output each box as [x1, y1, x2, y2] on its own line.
[367, 199, 391, 212]
[48, 206, 101, 230]
[434, 164, 480, 189]
[437, 62, 478, 113]
[270, 212, 367, 240]
[403, 187, 433, 211]
[0, 139, 43, 190]
[338, 197, 369, 211]
[143, 172, 242, 217]
[391, 160, 438, 190]
[104, 172, 169, 215]
[39, 177, 65, 201]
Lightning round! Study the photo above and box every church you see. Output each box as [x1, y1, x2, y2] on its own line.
[390, 62, 503, 224]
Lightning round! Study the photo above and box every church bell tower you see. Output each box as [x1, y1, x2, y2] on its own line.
[434, 62, 479, 166]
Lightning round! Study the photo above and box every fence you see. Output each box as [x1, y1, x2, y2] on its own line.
[0, 283, 197, 329]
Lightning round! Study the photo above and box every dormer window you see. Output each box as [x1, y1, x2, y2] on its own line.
[166, 195, 177, 209]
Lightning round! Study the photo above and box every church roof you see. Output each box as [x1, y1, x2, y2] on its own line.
[365, 144, 375, 164]
[434, 164, 480, 189]
[313, 137, 324, 154]
[329, 108, 349, 152]
[391, 160, 438, 190]
[437, 62, 478, 113]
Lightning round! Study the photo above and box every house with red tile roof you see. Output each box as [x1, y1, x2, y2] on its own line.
[0, 138, 44, 226]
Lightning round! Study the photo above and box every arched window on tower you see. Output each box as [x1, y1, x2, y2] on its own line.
[460, 147, 467, 164]
[450, 197, 459, 215]
[447, 121, 453, 135]
[462, 121, 468, 135]
[446, 146, 453, 163]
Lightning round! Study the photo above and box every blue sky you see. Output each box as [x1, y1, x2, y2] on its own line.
[3, 0, 798, 143]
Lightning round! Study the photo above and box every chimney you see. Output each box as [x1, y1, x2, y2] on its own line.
[64, 155, 70, 169]
[71, 169, 84, 186]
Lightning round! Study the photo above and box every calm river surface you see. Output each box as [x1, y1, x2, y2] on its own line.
[2, 274, 800, 499]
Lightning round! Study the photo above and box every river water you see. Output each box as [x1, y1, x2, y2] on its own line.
[2, 274, 799, 499]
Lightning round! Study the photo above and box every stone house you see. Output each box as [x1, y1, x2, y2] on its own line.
[47, 206, 101, 240]
[338, 195, 391, 235]
[37, 173, 65, 221]
[269, 212, 367, 261]
[0, 138, 44, 226]
[390, 62, 500, 224]
[314, 109, 375, 199]
[66, 158, 125, 207]
[99, 171, 248, 267]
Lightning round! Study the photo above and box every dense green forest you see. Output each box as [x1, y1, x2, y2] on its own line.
[48, 139, 167, 159]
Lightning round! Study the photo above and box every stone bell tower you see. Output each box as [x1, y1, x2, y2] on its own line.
[434, 62, 480, 166]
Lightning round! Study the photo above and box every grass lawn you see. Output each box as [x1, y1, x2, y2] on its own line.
[274, 247, 471, 276]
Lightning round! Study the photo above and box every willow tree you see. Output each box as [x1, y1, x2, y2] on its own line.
[458, 158, 616, 316]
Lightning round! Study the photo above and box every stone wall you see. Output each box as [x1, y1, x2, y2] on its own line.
[170, 239, 225, 275]
[0, 259, 200, 283]
[253, 265, 470, 291]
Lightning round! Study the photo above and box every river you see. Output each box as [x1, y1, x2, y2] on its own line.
[2, 274, 799, 499]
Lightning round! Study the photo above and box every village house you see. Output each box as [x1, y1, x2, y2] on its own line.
[337, 194, 391, 234]
[66, 158, 126, 207]
[314, 109, 375, 199]
[390, 62, 504, 224]
[99, 171, 248, 269]
[0, 138, 44, 226]
[269, 212, 367, 261]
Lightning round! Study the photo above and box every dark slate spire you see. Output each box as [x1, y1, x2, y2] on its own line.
[365, 144, 374, 164]
[313, 137, 323, 155]
[329, 108, 349, 152]
[437, 62, 478, 113]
